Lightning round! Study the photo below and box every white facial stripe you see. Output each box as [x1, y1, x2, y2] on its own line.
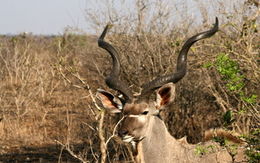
[128, 114, 140, 118]
[128, 114, 146, 124]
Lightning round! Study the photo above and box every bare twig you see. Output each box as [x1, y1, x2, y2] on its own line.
[106, 116, 125, 146]
[98, 110, 106, 163]
[55, 140, 88, 163]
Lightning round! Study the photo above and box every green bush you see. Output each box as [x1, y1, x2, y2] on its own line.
[205, 53, 258, 105]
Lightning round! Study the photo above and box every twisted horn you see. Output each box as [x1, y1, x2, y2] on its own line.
[98, 24, 133, 102]
[140, 17, 219, 98]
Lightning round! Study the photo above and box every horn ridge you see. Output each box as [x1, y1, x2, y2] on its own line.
[98, 24, 133, 102]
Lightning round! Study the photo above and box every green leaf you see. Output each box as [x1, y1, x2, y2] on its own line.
[223, 110, 233, 125]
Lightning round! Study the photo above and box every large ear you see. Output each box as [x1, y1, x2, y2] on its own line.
[156, 83, 176, 110]
[97, 89, 123, 114]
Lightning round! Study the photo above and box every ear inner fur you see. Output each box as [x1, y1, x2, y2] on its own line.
[97, 90, 122, 113]
[158, 87, 171, 97]
[98, 93, 117, 108]
[156, 83, 176, 109]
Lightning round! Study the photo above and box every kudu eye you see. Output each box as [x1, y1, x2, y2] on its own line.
[142, 111, 149, 115]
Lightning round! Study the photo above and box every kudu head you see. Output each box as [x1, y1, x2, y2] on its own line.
[97, 18, 218, 148]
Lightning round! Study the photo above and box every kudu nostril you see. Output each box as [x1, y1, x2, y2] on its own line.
[118, 129, 128, 137]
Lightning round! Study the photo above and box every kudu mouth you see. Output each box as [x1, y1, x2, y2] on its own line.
[122, 134, 145, 144]
[122, 135, 134, 143]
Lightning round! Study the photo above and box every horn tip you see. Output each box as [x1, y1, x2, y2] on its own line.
[106, 23, 113, 29]
[215, 17, 219, 28]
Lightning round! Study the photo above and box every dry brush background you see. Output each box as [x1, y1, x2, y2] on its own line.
[0, 0, 259, 162]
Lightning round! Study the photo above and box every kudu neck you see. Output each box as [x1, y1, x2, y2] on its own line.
[135, 116, 180, 163]
[135, 116, 233, 163]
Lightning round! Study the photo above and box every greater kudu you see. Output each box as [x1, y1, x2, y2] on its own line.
[97, 18, 242, 163]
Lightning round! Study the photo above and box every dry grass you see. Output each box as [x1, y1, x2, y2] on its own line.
[0, 34, 134, 162]
[0, 24, 258, 162]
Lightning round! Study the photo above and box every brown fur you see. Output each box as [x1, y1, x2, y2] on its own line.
[123, 103, 149, 115]
[204, 128, 244, 144]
